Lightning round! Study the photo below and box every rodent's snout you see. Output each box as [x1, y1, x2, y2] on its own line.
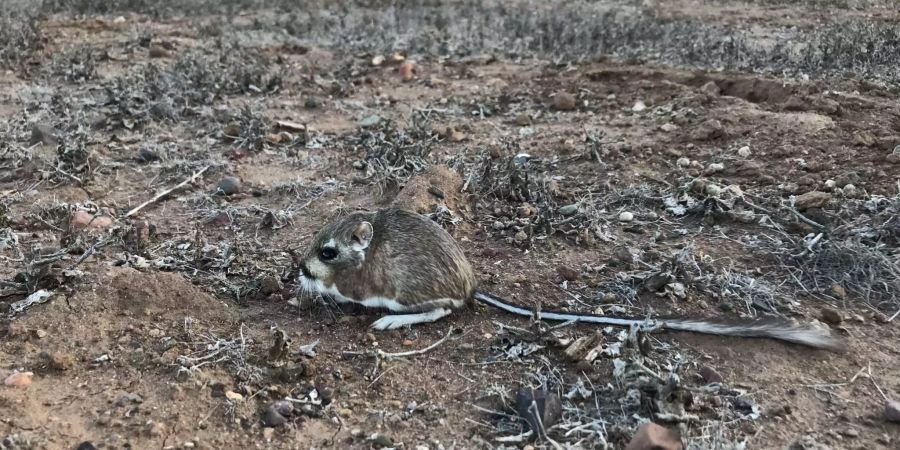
[299, 261, 313, 279]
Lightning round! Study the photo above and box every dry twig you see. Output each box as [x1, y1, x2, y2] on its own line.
[342, 327, 457, 361]
[125, 166, 209, 217]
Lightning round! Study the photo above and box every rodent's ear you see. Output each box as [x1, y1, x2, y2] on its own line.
[350, 221, 373, 251]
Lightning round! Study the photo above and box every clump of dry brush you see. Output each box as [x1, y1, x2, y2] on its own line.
[348, 117, 437, 192]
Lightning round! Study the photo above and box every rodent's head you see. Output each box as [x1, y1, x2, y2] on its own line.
[298, 212, 374, 293]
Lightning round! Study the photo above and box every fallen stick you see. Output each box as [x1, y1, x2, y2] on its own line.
[125, 166, 209, 217]
[343, 327, 456, 361]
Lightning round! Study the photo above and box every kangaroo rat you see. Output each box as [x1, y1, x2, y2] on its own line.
[298, 207, 845, 351]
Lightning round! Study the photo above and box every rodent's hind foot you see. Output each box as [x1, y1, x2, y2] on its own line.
[370, 308, 452, 330]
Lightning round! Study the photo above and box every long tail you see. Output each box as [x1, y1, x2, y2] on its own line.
[473, 291, 847, 352]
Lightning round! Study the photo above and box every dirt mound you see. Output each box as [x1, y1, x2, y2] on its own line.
[101, 268, 233, 319]
[392, 164, 469, 216]
[714, 77, 794, 104]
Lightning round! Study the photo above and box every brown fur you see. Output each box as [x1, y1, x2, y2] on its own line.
[300, 208, 476, 311]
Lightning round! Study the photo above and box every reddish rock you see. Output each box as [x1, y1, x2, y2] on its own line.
[556, 266, 579, 282]
[71, 210, 113, 230]
[4, 371, 34, 388]
[625, 422, 683, 450]
[399, 62, 415, 81]
[794, 191, 831, 210]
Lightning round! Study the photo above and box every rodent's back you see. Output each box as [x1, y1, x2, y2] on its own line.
[368, 209, 476, 307]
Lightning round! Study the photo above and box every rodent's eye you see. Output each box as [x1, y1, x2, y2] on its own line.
[319, 247, 338, 261]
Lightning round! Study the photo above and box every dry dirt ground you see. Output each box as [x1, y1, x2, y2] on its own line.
[1, 1, 899, 449]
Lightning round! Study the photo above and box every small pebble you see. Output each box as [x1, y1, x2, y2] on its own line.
[514, 230, 528, 242]
[793, 191, 831, 210]
[259, 276, 283, 296]
[71, 210, 113, 230]
[272, 400, 294, 417]
[884, 400, 900, 423]
[618, 211, 634, 222]
[558, 204, 579, 216]
[148, 44, 171, 58]
[41, 351, 75, 371]
[698, 366, 724, 384]
[613, 246, 634, 266]
[704, 162, 725, 174]
[4, 371, 33, 388]
[225, 390, 244, 401]
[830, 283, 847, 300]
[216, 176, 242, 195]
[358, 114, 382, 128]
[304, 96, 321, 109]
[448, 129, 466, 142]
[402, 339, 414, 347]
[371, 434, 393, 448]
[706, 184, 723, 197]
[116, 392, 143, 406]
[261, 406, 287, 427]
[515, 114, 532, 126]
[824, 179, 836, 189]
[676, 157, 691, 167]
[660, 123, 678, 132]
[625, 422, 682, 450]
[820, 307, 843, 325]
[556, 266, 579, 282]
[398, 62, 415, 81]
[632, 100, 647, 112]
[136, 147, 160, 163]
[701, 81, 721, 96]
[517, 204, 537, 218]
[145, 421, 166, 437]
[737, 146, 751, 157]
[842, 183, 858, 197]
[551, 92, 577, 111]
